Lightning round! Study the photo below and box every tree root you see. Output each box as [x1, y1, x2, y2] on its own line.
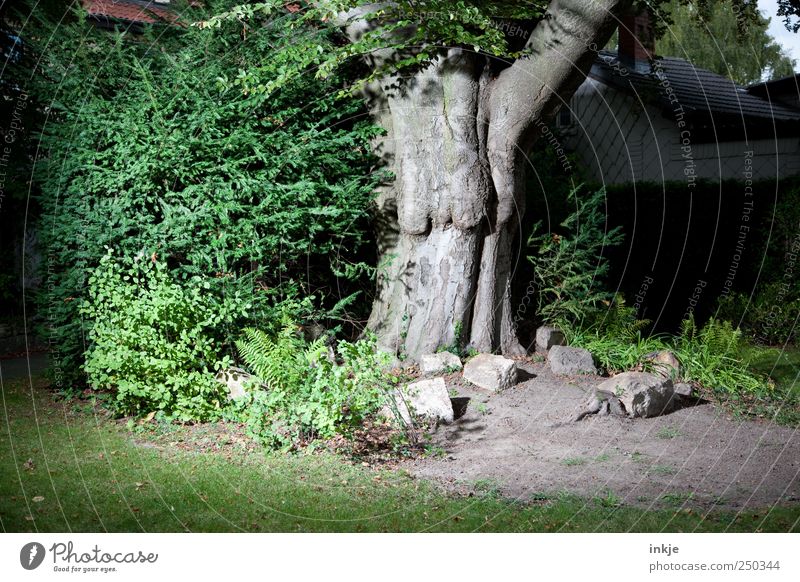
[572, 389, 627, 422]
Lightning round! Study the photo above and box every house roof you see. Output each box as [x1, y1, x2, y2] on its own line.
[590, 50, 800, 124]
[81, 0, 184, 26]
[748, 74, 800, 99]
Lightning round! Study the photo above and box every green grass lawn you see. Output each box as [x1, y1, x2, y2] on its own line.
[739, 345, 800, 424]
[1, 374, 798, 532]
[746, 345, 800, 395]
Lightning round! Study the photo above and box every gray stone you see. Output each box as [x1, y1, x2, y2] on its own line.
[597, 372, 675, 418]
[215, 367, 259, 400]
[674, 382, 694, 397]
[383, 377, 454, 424]
[643, 350, 681, 379]
[420, 352, 463, 375]
[547, 346, 597, 375]
[535, 326, 566, 352]
[462, 354, 518, 392]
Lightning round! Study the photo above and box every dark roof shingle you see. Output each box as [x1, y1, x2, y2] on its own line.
[590, 50, 800, 123]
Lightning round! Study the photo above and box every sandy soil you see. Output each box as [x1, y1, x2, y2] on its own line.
[406, 360, 800, 510]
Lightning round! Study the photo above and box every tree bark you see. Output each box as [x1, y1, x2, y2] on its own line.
[342, 0, 631, 360]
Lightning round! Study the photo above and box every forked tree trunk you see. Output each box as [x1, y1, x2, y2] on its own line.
[340, 0, 630, 360]
[365, 50, 526, 357]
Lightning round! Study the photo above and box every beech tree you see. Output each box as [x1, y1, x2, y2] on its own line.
[657, 0, 795, 85]
[204, 0, 793, 360]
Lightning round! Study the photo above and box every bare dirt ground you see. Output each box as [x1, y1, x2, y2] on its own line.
[406, 360, 800, 510]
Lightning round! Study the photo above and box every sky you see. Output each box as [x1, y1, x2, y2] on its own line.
[761, 0, 800, 63]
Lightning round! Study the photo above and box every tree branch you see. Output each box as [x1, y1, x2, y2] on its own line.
[484, 0, 631, 224]
[489, 0, 632, 149]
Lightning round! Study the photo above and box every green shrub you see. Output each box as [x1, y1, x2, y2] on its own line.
[527, 186, 624, 328]
[81, 250, 239, 421]
[570, 333, 670, 375]
[717, 283, 800, 346]
[567, 299, 775, 404]
[28, 1, 383, 384]
[232, 324, 394, 449]
[674, 317, 771, 398]
[566, 296, 669, 374]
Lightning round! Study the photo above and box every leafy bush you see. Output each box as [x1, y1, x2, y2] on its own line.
[527, 187, 624, 328]
[82, 251, 239, 421]
[566, 297, 669, 374]
[717, 283, 800, 346]
[26, 1, 383, 384]
[232, 324, 393, 449]
[567, 299, 774, 404]
[674, 317, 771, 398]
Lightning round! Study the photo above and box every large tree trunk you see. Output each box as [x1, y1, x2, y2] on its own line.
[364, 50, 526, 358]
[341, 0, 631, 360]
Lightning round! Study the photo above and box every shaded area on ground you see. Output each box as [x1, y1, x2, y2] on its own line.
[0, 353, 49, 381]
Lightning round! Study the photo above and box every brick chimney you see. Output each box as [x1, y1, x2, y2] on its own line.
[618, 10, 654, 73]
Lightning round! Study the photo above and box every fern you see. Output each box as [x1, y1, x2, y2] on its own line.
[563, 295, 663, 373]
[675, 316, 770, 397]
[676, 316, 742, 365]
[588, 295, 650, 341]
[236, 322, 311, 390]
[527, 186, 624, 328]
[701, 319, 743, 356]
[679, 316, 698, 345]
[233, 321, 395, 449]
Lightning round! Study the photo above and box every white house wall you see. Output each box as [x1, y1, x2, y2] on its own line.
[561, 77, 800, 184]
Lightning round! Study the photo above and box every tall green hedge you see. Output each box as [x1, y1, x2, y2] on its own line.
[22, 2, 384, 385]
